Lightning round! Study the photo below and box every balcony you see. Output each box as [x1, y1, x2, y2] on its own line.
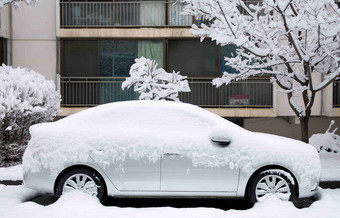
[60, 77, 273, 108]
[60, 1, 197, 28]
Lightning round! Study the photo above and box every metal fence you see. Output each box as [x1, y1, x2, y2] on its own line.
[334, 80, 340, 108]
[60, 77, 272, 108]
[60, 1, 194, 28]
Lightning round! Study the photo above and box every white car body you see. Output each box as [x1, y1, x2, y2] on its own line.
[23, 101, 321, 201]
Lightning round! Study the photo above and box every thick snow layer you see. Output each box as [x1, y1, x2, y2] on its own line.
[0, 165, 22, 181]
[23, 101, 320, 188]
[1, 186, 340, 218]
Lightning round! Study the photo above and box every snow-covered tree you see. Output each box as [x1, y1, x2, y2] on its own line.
[0, 65, 61, 166]
[122, 57, 191, 101]
[0, 0, 38, 8]
[181, 0, 340, 142]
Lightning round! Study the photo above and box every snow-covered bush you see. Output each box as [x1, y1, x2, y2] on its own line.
[122, 57, 191, 101]
[0, 65, 61, 166]
[309, 121, 340, 153]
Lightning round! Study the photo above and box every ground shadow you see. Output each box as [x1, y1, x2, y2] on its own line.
[29, 194, 316, 210]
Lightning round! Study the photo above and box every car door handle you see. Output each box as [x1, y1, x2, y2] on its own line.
[164, 153, 179, 156]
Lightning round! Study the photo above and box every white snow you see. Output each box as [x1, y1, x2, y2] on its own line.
[23, 101, 320, 189]
[1, 186, 340, 218]
[0, 165, 23, 181]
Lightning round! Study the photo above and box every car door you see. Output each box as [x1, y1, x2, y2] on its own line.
[161, 148, 239, 192]
[160, 117, 240, 192]
[97, 155, 161, 191]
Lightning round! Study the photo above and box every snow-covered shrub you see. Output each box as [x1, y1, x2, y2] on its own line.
[309, 121, 340, 153]
[122, 57, 191, 101]
[0, 65, 61, 166]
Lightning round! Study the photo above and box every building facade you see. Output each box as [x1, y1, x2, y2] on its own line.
[0, 0, 339, 139]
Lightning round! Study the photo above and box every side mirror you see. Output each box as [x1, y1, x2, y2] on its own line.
[211, 136, 231, 147]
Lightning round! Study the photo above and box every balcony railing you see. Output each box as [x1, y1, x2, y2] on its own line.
[60, 77, 272, 108]
[60, 1, 195, 28]
[334, 80, 340, 108]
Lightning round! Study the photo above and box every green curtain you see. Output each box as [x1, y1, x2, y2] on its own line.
[138, 41, 163, 68]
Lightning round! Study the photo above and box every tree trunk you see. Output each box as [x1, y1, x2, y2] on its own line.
[300, 117, 309, 143]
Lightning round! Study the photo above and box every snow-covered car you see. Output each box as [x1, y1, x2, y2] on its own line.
[23, 101, 321, 204]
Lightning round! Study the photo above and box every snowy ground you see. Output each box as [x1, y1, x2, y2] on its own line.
[0, 165, 23, 181]
[0, 185, 340, 218]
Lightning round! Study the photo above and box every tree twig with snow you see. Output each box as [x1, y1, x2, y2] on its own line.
[181, 0, 340, 142]
[122, 57, 191, 101]
[309, 120, 340, 153]
[0, 0, 38, 8]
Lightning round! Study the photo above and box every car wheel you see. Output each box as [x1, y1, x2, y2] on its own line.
[248, 169, 295, 204]
[57, 168, 105, 202]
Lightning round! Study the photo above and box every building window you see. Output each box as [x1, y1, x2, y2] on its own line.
[61, 39, 163, 106]
[100, 40, 163, 77]
[220, 44, 238, 75]
[168, 39, 218, 77]
[62, 40, 99, 77]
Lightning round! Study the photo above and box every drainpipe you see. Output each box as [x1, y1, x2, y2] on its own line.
[56, 0, 60, 92]
[320, 73, 324, 116]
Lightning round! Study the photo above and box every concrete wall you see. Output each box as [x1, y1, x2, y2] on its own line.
[0, 5, 10, 38]
[11, 0, 56, 82]
[275, 73, 330, 117]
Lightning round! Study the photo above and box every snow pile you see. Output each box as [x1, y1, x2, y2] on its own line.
[23, 101, 320, 189]
[0, 184, 41, 216]
[309, 120, 340, 153]
[1, 187, 340, 218]
[0, 65, 61, 166]
[122, 57, 190, 101]
[0, 164, 23, 181]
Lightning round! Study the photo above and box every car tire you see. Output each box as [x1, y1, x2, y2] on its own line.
[57, 168, 106, 202]
[247, 169, 295, 205]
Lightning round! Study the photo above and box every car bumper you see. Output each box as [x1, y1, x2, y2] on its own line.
[298, 180, 319, 198]
[23, 168, 56, 194]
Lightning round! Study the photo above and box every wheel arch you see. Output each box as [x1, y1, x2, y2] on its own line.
[53, 164, 108, 196]
[244, 165, 299, 199]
